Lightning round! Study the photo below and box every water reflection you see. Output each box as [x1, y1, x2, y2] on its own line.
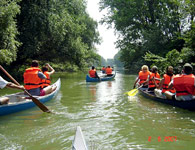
[1, 71, 195, 150]
[87, 84, 97, 101]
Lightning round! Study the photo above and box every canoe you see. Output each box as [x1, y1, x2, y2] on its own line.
[139, 88, 195, 111]
[86, 72, 116, 82]
[72, 126, 88, 150]
[0, 78, 61, 116]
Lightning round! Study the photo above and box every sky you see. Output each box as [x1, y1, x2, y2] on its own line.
[86, 0, 118, 60]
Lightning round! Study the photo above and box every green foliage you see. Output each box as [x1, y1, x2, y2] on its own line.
[100, 0, 194, 71]
[114, 51, 124, 67]
[144, 48, 194, 74]
[184, 22, 195, 51]
[0, 0, 101, 79]
[15, 0, 100, 69]
[0, 0, 21, 64]
[100, 56, 107, 66]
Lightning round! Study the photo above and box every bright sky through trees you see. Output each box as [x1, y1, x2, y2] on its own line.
[86, 0, 118, 59]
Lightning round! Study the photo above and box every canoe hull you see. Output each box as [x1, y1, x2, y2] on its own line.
[72, 126, 88, 150]
[0, 78, 61, 116]
[139, 88, 195, 111]
[86, 72, 116, 82]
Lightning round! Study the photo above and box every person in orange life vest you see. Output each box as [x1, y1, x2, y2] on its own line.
[0, 76, 24, 105]
[101, 66, 106, 74]
[23, 60, 47, 96]
[147, 66, 160, 91]
[105, 66, 113, 76]
[133, 65, 150, 88]
[89, 66, 99, 78]
[165, 63, 195, 100]
[154, 66, 176, 98]
[41, 63, 57, 95]
[41, 63, 55, 88]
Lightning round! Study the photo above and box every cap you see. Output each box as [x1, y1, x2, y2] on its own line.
[183, 63, 193, 74]
[183, 63, 193, 70]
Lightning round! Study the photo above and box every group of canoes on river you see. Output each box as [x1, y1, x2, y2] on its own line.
[88, 65, 114, 79]
[0, 60, 56, 105]
[133, 63, 195, 101]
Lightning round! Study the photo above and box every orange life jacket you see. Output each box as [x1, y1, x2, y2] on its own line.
[102, 67, 106, 71]
[23, 67, 42, 90]
[149, 72, 160, 88]
[106, 68, 112, 75]
[41, 72, 51, 88]
[89, 69, 96, 78]
[138, 71, 150, 85]
[162, 74, 176, 93]
[173, 74, 195, 96]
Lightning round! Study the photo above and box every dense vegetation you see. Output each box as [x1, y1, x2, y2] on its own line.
[1, 0, 194, 80]
[100, 0, 195, 73]
[0, 0, 101, 80]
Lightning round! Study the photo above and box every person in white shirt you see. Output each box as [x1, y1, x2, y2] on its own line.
[0, 76, 24, 105]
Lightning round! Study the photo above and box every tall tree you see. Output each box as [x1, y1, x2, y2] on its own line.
[16, 0, 100, 68]
[99, 0, 187, 71]
[0, 0, 21, 65]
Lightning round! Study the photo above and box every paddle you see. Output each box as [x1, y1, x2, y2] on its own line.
[125, 84, 143, 96]
[0, 65, 51, 113]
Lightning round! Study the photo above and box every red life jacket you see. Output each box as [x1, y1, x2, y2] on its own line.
[138, 71, 150, 84]
[23, 67, 42, 90]
[89, 69, 96, 78]
[106, 68, 112, 75]
[173, 74, 195, 96]
[149, 72, 160, 88]
[102, 67, 106, 71]
[162, 74, 176, 93]
[41, 72, 51, 88]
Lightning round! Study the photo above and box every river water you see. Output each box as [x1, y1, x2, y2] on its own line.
[0, 71, 195, 150]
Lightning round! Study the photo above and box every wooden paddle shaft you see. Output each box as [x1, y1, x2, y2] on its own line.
[0, 65, 20, 85]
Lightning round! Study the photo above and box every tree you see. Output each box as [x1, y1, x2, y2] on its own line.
[99, 0, 193, 71]
[0, 0, 21, 65]
[16, 0, 100, 68]
[144, 48, 194, 74]
[114, 50, 124, 68]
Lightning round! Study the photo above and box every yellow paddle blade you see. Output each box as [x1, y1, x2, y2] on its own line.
[127, 89, 138, 96]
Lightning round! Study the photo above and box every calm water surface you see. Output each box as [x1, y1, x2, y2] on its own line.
[0, 71, 195, 150]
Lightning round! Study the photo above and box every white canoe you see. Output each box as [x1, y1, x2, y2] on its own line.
[72, 126, 88, 150]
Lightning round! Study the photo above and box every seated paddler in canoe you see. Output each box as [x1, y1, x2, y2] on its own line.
[153, 66, 176, 99]
[132, 65, 166, 96]
[0, 75, 25, 105]
[105, 66, 113, 77]
[133, 65, 150, 89]
[164, 63, 195, 101]
[101, 66, 106, 74]
[135, 63, 195, 101]
[23, 60, 56, 96]
[146, 66, 161, 92]
[89, 66, 100, 79]
[41, 63, 57, 94]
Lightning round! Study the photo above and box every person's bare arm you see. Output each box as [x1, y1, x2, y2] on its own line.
[46, 63, 55, 75]
[6, 82, 24, 90]
[133, 77, 139, 88]
[168, 82, 173, 89]
[144, 75, 150, 86]
[153, 78, 164, 89]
